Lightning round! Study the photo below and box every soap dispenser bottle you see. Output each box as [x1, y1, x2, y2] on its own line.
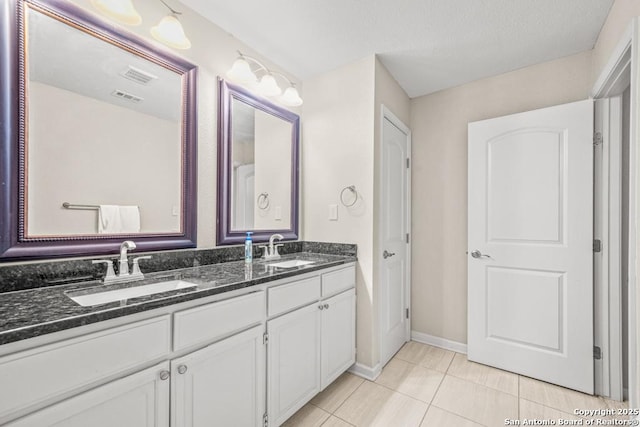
[244, 232, 253, 264]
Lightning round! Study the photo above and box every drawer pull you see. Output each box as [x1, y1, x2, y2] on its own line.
[323, 303, 329, 309]
[177, 365, 188, 375]
[159, 370, 170, 381]
[318, 304, 324, 310]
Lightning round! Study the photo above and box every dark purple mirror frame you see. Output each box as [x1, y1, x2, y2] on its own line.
[216, 79, 299, 245]
[0, 0, 198, 261]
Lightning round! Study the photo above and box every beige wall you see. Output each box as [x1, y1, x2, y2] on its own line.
[302, 56, 376, 367]
[301, 55, 410, 370]
[409, 51, 592, 343]
[592, 0, 640, 86]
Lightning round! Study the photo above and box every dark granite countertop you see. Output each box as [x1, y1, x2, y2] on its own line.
[0, 252, 356, 345]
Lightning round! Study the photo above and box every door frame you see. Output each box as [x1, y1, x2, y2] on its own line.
[594, 96, 624, 400]
[591, 19, 638, 405]
[377, 105, 412, 367]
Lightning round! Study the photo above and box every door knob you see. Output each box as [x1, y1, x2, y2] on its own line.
[470, 250, 491, 259]
[159, 370, 170, 381]
[383, 250, 396, 259]
[177, 365, 188, 374]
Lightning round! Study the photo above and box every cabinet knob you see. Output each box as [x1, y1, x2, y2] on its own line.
[177, 365, 188, 375]
[324, 303, 329, 309]
[318, 304, 324, 310]
[159, 370, 170, 381]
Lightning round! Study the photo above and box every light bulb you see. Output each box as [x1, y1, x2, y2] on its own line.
[91, 0, 142, 25]
[227, 58, 257, 84]
[258, 74, 281, 97]
[280, 86, 303, 106]
[151, 14, 191, 50]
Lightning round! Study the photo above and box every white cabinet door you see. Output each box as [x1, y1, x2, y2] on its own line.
[7, 362, 170, 427]
[171, 325, 265, 427]
[320, 289, 356, 389]
[268, 303, 321, 426]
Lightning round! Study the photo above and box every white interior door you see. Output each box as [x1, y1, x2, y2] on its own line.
[468, 100, 594, 394]
[380, 108, 411, 366]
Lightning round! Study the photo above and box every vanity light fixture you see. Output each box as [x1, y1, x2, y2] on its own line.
[91, 0, 191, 50]
[227, 52, 303, 107]
[150, 0, 191, 50]
[90, 0, 142, 25]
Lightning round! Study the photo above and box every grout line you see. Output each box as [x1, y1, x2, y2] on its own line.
[430, 403, 490, 426]
[328, 413, 356, 426]
[430, 370, 448, 406]
[417, 403, 430, 426]
[443, 352, 455, 373]
[330, 377, 367, 415]
[517, 395, 610, 420]
[371, 378, 433, 404]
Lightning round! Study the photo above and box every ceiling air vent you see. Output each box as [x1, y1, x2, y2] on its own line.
[111, 89, 143, 103]
[120, 65, 158, 85]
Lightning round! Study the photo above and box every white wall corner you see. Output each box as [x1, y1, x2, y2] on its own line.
[348, 362, 382, 381]
[411, 331, 467, 354]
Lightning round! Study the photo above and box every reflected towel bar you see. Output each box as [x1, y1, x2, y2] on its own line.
[62, 202, 99, 210]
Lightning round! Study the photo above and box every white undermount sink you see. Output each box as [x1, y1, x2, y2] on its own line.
[68, 280, 197, 307]
[267, 260, 315, 269]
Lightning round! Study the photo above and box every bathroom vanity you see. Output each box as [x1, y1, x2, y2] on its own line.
[0, 251, 356, 427]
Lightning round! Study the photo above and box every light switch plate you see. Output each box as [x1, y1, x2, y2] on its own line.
[329, 204, 338, 221]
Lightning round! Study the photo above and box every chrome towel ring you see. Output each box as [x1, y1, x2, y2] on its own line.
[340, 185, 358, 207]
[257, 192, 270, 210]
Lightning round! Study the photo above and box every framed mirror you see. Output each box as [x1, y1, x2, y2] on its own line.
[0, 0, 198, 260]
[217, 79, 299, 245]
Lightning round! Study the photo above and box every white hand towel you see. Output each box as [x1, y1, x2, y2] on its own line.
[98, 205, 141, 234]
[118, 205, 141, 233]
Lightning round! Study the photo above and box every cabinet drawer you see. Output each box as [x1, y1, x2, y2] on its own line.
[0, 316, 170, 423]
[268, 277, 321, 317]
[6, 362, 170, 427]
[173, 291, 265, 351]
[321, 265, 356, 297]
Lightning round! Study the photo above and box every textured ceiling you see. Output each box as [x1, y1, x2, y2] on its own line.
[180, 0, 613, 98]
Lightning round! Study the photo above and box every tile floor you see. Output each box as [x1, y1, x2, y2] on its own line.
[282, 341, 630, 427]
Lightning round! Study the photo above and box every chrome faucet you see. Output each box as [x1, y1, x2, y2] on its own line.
[119, 241, 136, 276]
[261, 234, 284, 260]
[92, 241, 151, 284]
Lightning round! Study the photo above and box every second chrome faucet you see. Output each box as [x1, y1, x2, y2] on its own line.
[261, 234, 284, 260]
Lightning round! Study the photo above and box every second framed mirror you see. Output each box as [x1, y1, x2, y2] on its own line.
[216, 78, 299, 245]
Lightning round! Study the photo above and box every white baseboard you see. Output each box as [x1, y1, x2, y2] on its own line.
[411, 331, 467, 354]
[349, 362, 382, 381]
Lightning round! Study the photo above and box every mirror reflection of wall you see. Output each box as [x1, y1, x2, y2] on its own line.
[25, 7, 183, 237]
[253, 110, 292, 229]
[231, 100, 255, 230]
[229, 97, 293, 232]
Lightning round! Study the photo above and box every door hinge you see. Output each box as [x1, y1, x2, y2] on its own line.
[594, 346, 602, 360]
[593, 132, 603, 146]
[263, 332, 269, 345]
[593, 239, 602, 253]
[406, 158, 410, 169]
[406, 233, 410, 244]
[263, 412, 268, 427]
[406, 308, 410, 319]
